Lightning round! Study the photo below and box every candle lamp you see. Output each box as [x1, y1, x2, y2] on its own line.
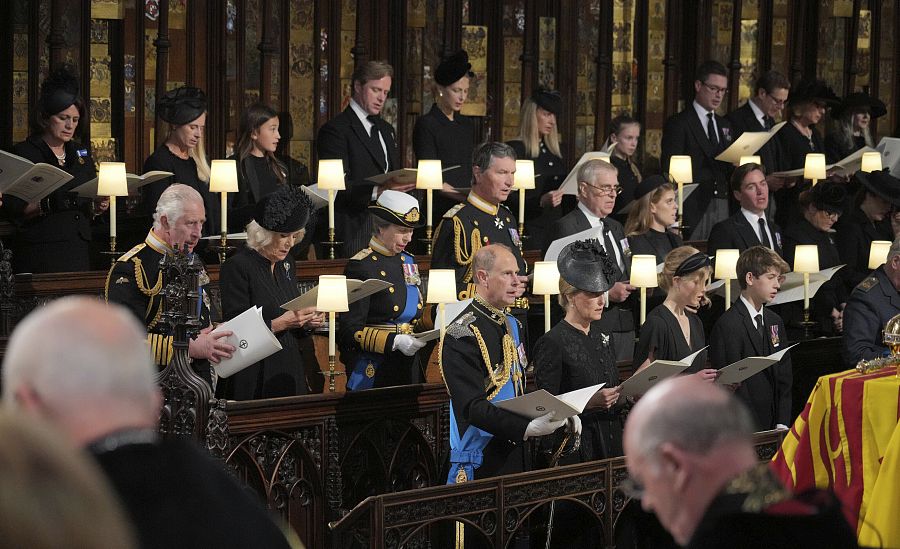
[738, 155, 761, 167]
[316, 275, 349, 392]
[208, 159, 239, 264]
[714, 249, 739, 309]
[416, 159, 443, 254]
[668, 155, 692, 233]
[860, 152, 883, 173]
[513, 160, 536, 250]
[532, 261, 560, 333]
[318, 159, 346, 259]
[868, 240, 892, 269]
[97, 162, 128, 260]
[803, 153, 826, 187]
[793, 244, 819, 338]
[427, 269, 459, 343]
[630, 254, 658, 325]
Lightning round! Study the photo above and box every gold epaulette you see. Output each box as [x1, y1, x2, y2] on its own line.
[856, 276, 879, 293]
[351, 248, 373, 261]
[117, 242, 146, 263]
[443, 202, 466, 218]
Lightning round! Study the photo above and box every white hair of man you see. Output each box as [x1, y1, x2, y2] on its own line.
[888, 235, 900, 262]
[152, 183, 204, 230]
[577, 158, 619, 187]
[2, 297, 159, 443]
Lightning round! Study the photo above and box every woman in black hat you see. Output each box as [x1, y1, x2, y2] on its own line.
[3, 65, 99, 273]
[825, 92, 886, 164]
[142, 86, 217, 237]
[412, 50, 477, 219]
[338, 190, 427, 391]
[782, 181, 849, 335]
[507, 88, 568, 251]
[625, 175, 683, 264]
[218, 185, 322, 400]
[834, 169, 898, 289]
[632, 246, 718, 380]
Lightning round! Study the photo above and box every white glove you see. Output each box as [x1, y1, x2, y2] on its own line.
[566, 415, 582, 437]
[524, 412, 567, 440]
[392, 334, 426, 356]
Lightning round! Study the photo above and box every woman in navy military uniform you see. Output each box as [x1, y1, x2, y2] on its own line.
[4, 65, 100, 273]
[338, 191, 428, 391]
[219, 186, 322, 400]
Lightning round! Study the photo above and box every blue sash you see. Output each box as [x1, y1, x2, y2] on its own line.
[447, 314, 523, 484]
[347, 255, 421, 391]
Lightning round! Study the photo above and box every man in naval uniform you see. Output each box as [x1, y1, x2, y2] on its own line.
[105, 184, 233, 378]
[339, 190, 431, 390]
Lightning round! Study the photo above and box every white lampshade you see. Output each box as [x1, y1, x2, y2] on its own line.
[860, 152, 883, 173]
[738, 155, 761, 167]
[316, 275, 349, 312]
[208, 159, 239, 192]
[668, 156, 693, 184]
[868, 240, 892, 269]
[317, 159, 346, 190]
[793, 245, 820, 274]
[714, 249, 739, 280]
[532, 261, 560, 295]
[416, 159, 443, 190]
[97, 162, 128, 197]
[513, 160, 536, 190]
[803, 153, 827, 181]
[426, 269, 458, 303]
[630, 255, 658, 288]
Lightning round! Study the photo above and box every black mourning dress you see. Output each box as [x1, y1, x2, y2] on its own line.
[507, 139, 568, 251]
[774, 123, 826, 230]
[142, 145, 218, 237]
[628, 229, 684, 264]
[610, 155, 641, 223]
[218, 247, 308, 400]
[633, 304, 708, 374]
[533, 320, 624, 462]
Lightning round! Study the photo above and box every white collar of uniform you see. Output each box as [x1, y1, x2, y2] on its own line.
[739, 293, 764, 321]
[146, 230, 174, 255]
[467, 191, 499, 216]
[369, 236, 394, 256]
[747, 98, 766, 126]
[740, 207, 767, 228]
[349, 98, 372, 131]
[578, 201, 604, 228]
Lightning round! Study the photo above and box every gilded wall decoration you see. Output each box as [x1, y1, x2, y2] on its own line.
[461, 25, 487, 116]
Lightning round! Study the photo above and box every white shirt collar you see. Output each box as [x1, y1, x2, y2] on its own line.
[740, 294, 764, 320]
[740, 207, 766, 226]
[747, 99, 766, 126]
[693, 100, 715, 123]
[349, 98, 372, 130]
[578, 201, 604, 227]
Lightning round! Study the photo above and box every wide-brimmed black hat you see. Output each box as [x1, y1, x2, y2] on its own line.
[254, 185, 312, 233]
[368, 190, 424, 228]
[434, 50, 473, 87]
[532, 88, 562, 117]
[157, 86, 207, 125]
[856, 169, 900, 206]
[39, 65, 80, 116]
[804, 180, 847, 215]
[833, 92, 887, 119]
[788, 80, 840, 108]
[557, 240, 615, 293]
[633, 174, 670, 200]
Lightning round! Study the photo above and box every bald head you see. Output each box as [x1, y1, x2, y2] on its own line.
[2, 297, 160, 445]
[473, 244, 521, 309]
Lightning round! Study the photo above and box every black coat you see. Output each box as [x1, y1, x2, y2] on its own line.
[142, 146, 219, 237]
[842, 266, 900, 368]
[726, 101, 783, 174]
[316, 106, 400, 257]
[338, 245, 424, 388]
[660, 106, 734, 231]
[90, 436, 291, 549]
[706, 211, 784, 259]
[824, 133, 866, 165]
[506, 139, 568, 251]
[610, 154, 641, 223]
[709, 300, 792, 430]
[533, 320, 624, 461]
[218, 247, 309, 399]
[833, 206, 893, 290]
[412, 104, 476, 219]
[5, 135, 95, 273]
[627, 229, 684, 264]
[633, 304, 707, 374]
[774, 123, 826, 230]
[547, 208, 634, 334]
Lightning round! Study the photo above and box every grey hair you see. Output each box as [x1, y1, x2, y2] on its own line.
[578, 158, 618, 186]
[472, 243, 513, 276]
[152, 183, 204, 230]
[632, 390, 755, 463]
[472, 141, 517, 172]
[245, 220, 275, 252]
[372, 215, 393, 234]
[889, 235, 900, 262]
[2, 297, 157, 415]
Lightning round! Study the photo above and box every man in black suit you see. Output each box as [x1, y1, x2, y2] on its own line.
[709, 246, 793, 431]
[547, 159, 636, 361]
[726, 70, 791, 220]
[2, 298, 293, 549]
[706, 163, 784, 260]
[661, 60, 734, 240]
[317, 60, 413, 257]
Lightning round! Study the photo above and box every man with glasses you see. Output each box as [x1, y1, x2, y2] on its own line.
[547, 159, 636, 360]
[661, 60, 735, 240]
[622, 375, 858, 548]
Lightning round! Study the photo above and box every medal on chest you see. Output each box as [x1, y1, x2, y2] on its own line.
[770, 325, 780, 347]
[402, 262, 421, 285]
[494, 216, 504, 229]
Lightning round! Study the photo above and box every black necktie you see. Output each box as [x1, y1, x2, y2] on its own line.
[755, 313, 766, 346]
[601, 224, 623, 273]
[758, 218, 772, 248]
[707, 112, 719, 145]
[367, 115, 386, 170]
[763, 115, 774, 130]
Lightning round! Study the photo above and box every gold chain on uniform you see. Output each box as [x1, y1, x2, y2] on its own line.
[453, 216, 482, 283]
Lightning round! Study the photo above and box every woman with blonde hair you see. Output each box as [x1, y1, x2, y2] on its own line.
[625, 174, 683, 264]
[632, 246, 718, 381]
[507, 88, 567, 250]
[824, 92, 886, 164]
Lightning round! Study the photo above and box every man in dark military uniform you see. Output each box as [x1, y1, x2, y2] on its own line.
[624, 376, 859, 549]
[105, 184, 233, 375]
[842, 237, 900, 368]
[432, 141, 529, 305]
[339, 190, 430, 390]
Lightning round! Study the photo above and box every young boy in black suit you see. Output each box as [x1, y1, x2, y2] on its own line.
[709, 246, 793, 431]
